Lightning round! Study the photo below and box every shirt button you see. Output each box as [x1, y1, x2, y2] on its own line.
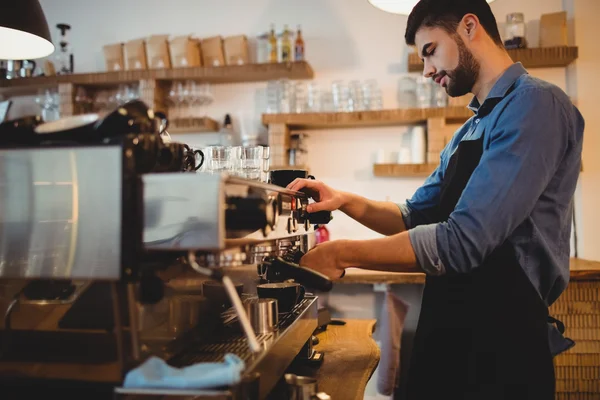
[475, 119, 480, 124]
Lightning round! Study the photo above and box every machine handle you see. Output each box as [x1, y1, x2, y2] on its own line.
[267, 257, 333, 292]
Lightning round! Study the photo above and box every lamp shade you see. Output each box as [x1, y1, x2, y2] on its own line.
[368, 0, 496, 15]
[0, 0, 54, 60]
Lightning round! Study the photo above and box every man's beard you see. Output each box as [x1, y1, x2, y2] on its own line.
[444, 36, 480, 97]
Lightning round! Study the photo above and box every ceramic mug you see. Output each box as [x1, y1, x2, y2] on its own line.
[257, 282, 305, 313]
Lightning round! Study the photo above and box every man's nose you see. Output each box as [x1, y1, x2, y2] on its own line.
[423, 59, 436, 78]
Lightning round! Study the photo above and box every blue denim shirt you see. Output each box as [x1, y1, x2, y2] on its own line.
[401, 63, 584, 306]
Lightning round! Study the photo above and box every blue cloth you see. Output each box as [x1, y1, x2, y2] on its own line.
[402, 62, 584, 306]
[123, 354, 245, 390]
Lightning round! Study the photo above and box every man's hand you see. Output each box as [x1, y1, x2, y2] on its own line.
[287, 179, 346, 213]
[299, 240, 348, 280]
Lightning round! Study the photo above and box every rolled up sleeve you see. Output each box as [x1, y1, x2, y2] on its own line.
[398, 161, 446, 230]
[425, 89, 569, 274]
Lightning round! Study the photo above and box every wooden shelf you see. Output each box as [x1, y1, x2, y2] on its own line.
[168, 117, 219, 134]
[408, 46, 578, 72]
[373, 163, 437, 177]
[0, 61, 314, 94]
[262, 107, 472, 129]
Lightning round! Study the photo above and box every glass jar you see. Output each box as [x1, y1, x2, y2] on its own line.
[504, 13, 527, 49]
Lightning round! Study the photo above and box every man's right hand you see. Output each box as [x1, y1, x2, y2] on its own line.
[286, 178, 346, 213]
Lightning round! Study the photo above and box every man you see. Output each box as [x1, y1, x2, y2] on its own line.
[289, 0, 584, 398]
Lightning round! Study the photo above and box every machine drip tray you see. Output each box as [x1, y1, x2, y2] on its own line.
[170, 297, 315, 367]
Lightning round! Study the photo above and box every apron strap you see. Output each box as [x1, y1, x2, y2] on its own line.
[547, 315, 566, 334]
[547, 315, 576, 356]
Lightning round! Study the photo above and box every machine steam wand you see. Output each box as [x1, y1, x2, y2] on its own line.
[187, 251, 261, 354]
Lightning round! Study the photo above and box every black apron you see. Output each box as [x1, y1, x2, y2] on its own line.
[404, 134, 556, 399]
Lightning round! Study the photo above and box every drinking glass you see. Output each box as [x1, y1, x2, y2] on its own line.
[206, 146, 231, 174]
[416, 76, 433, 108]
[266, 80, 280, 114]
[331, 81, 349, 112]
[306, 83, 321, 112]
[230, 146, 243, 176]
[348, 80, 365, 111]
[168, 82, 185, 122]
[35, 89, 60, 122]
[241, 146, 263, 180]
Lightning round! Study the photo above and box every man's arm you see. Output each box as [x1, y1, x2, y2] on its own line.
[307, 88, 572, 278]
[337, 192, 407, 236]
[338, 159, 446, 236]
[288, 152, 447, 236]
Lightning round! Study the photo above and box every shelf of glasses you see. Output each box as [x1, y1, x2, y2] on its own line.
[408, 46, 578, 72]
[0, 61, 314, 95]
[373, 163, 437, 177]
[168, 117, 219, 134]
[262, 107, 472, 129]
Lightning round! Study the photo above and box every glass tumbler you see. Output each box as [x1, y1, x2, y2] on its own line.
[206, 146, 231, 174]
[241, 146, 263, 180]
[230, 146, 243, 177]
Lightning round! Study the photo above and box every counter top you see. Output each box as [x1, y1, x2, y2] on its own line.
[339, 258, 600, 285]
[285, 319, 380, 400]
[568, 258, 600, 280]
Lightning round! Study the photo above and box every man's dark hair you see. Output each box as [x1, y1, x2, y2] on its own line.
[405, 0, 503, 47]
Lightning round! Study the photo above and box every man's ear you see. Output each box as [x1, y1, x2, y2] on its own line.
[462, 14, 480, 41]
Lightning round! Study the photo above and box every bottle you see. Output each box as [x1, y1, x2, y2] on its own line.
[280, 24, 292, 62]
[294, 25, 305, 61]
[315, 225, 330, 244]
[219, 114, 234, 147]
[55, 23, 73, 74]
[268, 24, 278, 63]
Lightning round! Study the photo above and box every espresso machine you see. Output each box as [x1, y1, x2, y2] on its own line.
[0, 102, 333, 399]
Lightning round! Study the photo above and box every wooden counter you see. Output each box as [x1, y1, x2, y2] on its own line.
[568, 258, 600, 280]
[339, 258, 600, 285]
[285, 319, 380, 400]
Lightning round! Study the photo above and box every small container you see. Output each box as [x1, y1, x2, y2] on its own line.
[504, 13, 527, 49]
[285, 374, 318, 400]
[244, 298, 278, 334]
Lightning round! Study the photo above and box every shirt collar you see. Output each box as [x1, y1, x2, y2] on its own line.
[467, 62, 528, 114]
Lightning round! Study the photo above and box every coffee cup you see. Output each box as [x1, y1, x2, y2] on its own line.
[269, 169, 315, 188]
[257, 282, 305, 314]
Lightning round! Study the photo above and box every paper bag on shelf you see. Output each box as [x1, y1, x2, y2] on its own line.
[146, 35, 171, 69]
[540, 12, 568, 48]
[124, 38, 148, 70]
[103, 43, 125, 71]
[201, 36, 225, 67]
[169, 35, 202, 68]
[223, 35, 249, 66]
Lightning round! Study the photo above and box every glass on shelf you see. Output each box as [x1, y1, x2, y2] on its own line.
[168, 81, 213, 128]
[398, 76, 417, 109]
[263, 78, 385, 114]
[35, 89, 60, 122]
[416, 76, 433, 109]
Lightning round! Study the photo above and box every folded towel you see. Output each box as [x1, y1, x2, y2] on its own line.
[124, 354, 245, 390]
[377, 291, 409, 396]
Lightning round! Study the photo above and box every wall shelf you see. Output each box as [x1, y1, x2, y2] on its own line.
[0, 61, 314, 95]
[168, 117, 219, 134]
[373, 163, 437, 177]
[262, 107, 472, 130]
[408, 46, 579, 72]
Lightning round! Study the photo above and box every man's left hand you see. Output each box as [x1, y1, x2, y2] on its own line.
[299, 240, 348, 280]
